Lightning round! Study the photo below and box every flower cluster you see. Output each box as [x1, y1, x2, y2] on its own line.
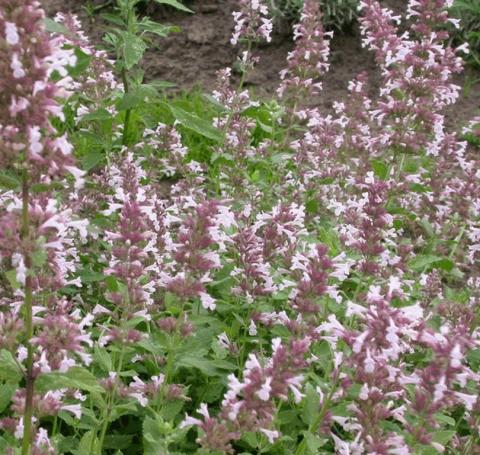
[159, 199, 235, 310]
[182, 337, 310, 452]
[277, 0, 333, 109]
[0, 1, 89, 450]
[52, 12, 121, 119]
[99, 152, 161, 343]
[231, 0, 273, 45]
[1, 0, 479, 453]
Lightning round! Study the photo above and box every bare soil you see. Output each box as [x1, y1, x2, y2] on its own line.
[43, 0, 480, 127]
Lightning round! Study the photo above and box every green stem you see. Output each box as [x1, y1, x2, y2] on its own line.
[51, 416, 58, 438]
[21, 170, 35, 455]
[237, 40, 252, 93]
[294, 371, 339, 455]
[121, 0, 134, 147]
[121, 68, 131, 147]
[97, 346, 126, 454]
[449, 223, 467, 260]
[282, 99, 298, 150]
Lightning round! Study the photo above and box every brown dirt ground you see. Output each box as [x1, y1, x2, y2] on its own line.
[43, 0, 480, 128]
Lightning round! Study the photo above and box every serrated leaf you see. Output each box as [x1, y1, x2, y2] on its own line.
[257, 119, 273, 134]
[431, 430, 456, 445]
[82, 152, 105, 171]
[302, 383, 320, 425]
[371, 159, 389, 180]
[161, 399, 184, 421]
[73, 430, 99, 455]
[68, 48, 93, 78]
[121, 32, 147, 70]
[31, 182, 64, 194]
[303, 432, 326, 453]
[44, 17, 69, 34]
[0, 384, 16, 413]
[93, 347, 112, 372]
[170, 105, 223, 142]
[410, 183, 432, 193]
[101, 13, 126, 27]
[175, 355, 235, 376]
[409, 255, 454, 272]
[35, 367, 104, 394]
[409, 255, 442, 271]
[0, 171, 21, 190]
[434, 413, 456, 426]
[0, 350, 22, 383]
[116, 85, 156, 111]
[103, 435, 133, 449]
[143, 415, 168, 455]
[139, 19, 180, 37]
[32, 249, 48, 268]
[5, 269, 20, 290]
[153, 0, 194, 13]
[80, 108, 112, 122]
[80, 270, 105, 283]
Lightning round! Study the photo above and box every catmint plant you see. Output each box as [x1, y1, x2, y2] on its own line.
[0, 0, 479, 453]
[0, 1, 89, 453]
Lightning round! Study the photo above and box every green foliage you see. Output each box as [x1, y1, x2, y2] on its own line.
[2, 1, 479, 454]
[450, 0, 480, 66]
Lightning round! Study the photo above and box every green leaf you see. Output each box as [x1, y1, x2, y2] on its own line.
[153, 0, 194, 13]
[68, 48, 93, 78]
[32, 249, 48, 268]
[44, 17, 69, 34]
[0, 383, 16, 412]
[31, 182, 64, 194]
[170, 105, 223, 142]
[257, 119, 273, 134]
[161, 399, 184, 421]
[176, 355, 236, 376]
[117, 91, 145, 111]
[431, 430, 456, 445]
[435, 258, 454, 272]
[410, 183, 432, 193]
[103, 435, 133, 449]
[80, 108, 113, 122]
[35, 367, 104, 394]
[303, 432, 326, 453]
[121, 32, 147, 70]
[93, 347, 113, 372]
[434, 413, 456, 426]
[5, 270, 20, 290]
[409, 255, 454, 272]
[302, 383, 320, 425]
[143, 415, 167, 455]
[80, 270, 105, 283]
[72, 430, 99, 455]
[82, 152, 105, 171]
[101, 13, 126, 27]
[109, 401, 138, 421]
[371, 159, 389, 180]
[146, 79, 177, 90]
[116, 85, 156, 111]
[305, 198, 318, 214]
[0, 171, 21, 190]
[0, 350, 22, 383]
[0, 437, 9, 451]
[139, 19, 180, 37]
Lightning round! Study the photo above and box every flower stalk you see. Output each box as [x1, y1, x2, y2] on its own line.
[20, 170, 34, 455]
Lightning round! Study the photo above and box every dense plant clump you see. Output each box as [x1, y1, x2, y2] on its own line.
[449, 0, 480, 66]
[0, 0, 479, 454]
